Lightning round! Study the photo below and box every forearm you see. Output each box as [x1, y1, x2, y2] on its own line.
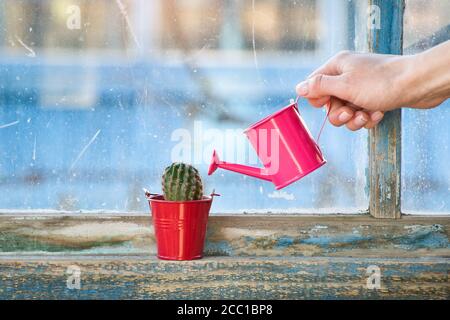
[403, 40, 450, 108]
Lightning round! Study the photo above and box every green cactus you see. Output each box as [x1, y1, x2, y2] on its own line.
[162, 162, 203, 201]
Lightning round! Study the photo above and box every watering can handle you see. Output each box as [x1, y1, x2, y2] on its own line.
[294, 96, 330, 143]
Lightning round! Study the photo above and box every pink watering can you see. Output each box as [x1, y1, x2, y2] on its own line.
[208, 99, 327, 190]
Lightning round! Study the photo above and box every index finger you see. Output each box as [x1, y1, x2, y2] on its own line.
[307, 51, 349, 79]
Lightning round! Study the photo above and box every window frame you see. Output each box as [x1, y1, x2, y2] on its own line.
[0, 0, 444, 218]
[365, 0, 404, 218]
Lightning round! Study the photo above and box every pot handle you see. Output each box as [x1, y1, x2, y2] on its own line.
[143, 188, 157, 199]
[210, 189, 220, 199]
[143, 188, 158, 216]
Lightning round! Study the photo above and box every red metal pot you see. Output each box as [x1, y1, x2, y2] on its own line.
[146, 193, 217, 260]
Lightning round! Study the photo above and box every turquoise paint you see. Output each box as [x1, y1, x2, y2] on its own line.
[393, 225, 449, 250]
[301, 234, 372, 247]
[275, 236, 295, 248]
[0, 232, 73, 252]
[395, 232, 449, 250]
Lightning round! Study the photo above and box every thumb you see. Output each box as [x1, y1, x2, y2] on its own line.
[296, 74, 348, 100]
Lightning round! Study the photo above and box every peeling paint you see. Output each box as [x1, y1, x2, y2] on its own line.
[309, 225, 328, 233]
[220, 227, 276, 239]
[0, 257, 447, 299]
[1, 216, 449, 258]
[33, 222, 152, 240]
[394, 224, 449, 250]
[275, 236, 295, 248]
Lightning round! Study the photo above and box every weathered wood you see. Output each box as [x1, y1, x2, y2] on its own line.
[0, 214, 448, 299]
[1, 215, 448, 258]
[367, 0, 405, 218]
[0, 256, 448, 299]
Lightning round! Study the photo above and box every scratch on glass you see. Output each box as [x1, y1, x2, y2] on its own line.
[32, 135, 37, 161]
[251, 0, 259, 72]
[0, 120, 19, 129]
[115, 0, 142, 50]
[70, 129, 101, 171]
[14, 36, 36, 58]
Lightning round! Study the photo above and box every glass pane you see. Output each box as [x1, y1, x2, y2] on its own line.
[402, 0, 450, 214]
[0, 0, 367, 213]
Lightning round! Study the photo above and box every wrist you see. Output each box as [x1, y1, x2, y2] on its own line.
[400, 43, 450, 109]
[394, 54, 424, 108]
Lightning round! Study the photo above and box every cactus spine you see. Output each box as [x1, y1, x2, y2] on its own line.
[162, 163, 203, 201]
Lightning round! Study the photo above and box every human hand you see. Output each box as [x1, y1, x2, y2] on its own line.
[295, 46, 450, 130]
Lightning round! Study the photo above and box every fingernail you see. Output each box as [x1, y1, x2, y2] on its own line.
[338, 111, 352, 122]
[296, 81, 309, 96]
[355, 114, 368, 126]
[371, 111, 383, 122]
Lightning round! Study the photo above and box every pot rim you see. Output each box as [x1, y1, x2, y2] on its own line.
[148, 194, 213, 204]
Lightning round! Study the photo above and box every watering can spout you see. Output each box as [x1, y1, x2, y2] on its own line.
[208, 150, 272, 182]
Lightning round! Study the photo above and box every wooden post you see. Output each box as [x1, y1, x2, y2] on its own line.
[368, 0, 405, 218]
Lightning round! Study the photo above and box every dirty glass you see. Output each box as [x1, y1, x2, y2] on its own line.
[402, 0, 450, 214]
[0, 0, 368, 213]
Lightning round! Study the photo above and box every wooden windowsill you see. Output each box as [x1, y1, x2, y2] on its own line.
[0, 214, 448, 258]
[0, 255, 448, 299]
[0, 214, 449, 299]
